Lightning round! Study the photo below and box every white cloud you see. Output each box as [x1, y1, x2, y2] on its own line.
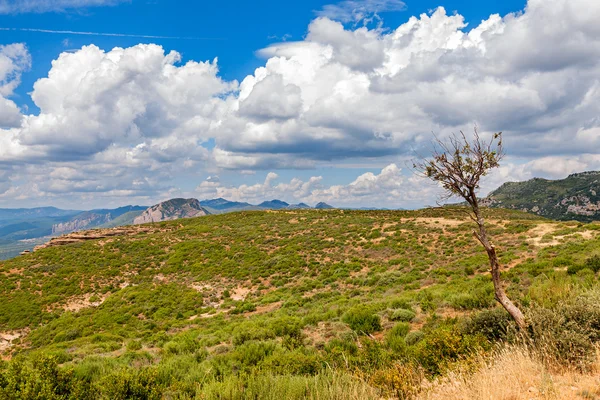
[0, 0, 128, 14]
[195, 164, 440, 208]
[0, 43, 30, 127]
[0, 0, 600, 207]
[317, 0, 406, 24]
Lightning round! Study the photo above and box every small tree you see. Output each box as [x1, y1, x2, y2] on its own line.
[414, 129, 526, 329]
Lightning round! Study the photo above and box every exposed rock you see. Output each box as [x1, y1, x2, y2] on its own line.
[133, 198, 210, 225]
[34, 226, 154, 251]
[52, 212, 110, 234]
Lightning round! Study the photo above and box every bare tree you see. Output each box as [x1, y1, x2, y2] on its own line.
[413, 129, 526, 329]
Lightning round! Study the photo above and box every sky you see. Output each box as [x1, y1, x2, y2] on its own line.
[0, 0, 599, 210]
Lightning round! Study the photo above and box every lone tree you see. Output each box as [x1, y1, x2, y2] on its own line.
[414, 129, 526, 329]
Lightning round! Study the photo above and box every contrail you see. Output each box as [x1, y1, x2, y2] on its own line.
[0, 27, 225, 40]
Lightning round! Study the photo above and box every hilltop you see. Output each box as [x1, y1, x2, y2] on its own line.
[484, 171, 600, 221]
[133, 198, 210, 224]
[1, 207, 600, 398]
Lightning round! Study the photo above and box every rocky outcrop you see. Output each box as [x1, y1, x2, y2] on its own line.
[34, 226, 154, 251]
[52, 213, 110, 234]
[133, 198, 210, 225]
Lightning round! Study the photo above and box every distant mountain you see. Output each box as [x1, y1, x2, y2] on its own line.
[258, 200, 289, 209]
[99, 210, 145, 229]
[199, 198, 254, 213]
[53, 206, 147, 234]
[315, 202, 334, 209]
[133, 198, 210, 224]
[0, 207, 79, 221]
[287, 203, 311, 209]
[483, 171, 600, 221]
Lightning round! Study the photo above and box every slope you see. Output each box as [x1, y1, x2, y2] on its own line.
[1, 208, 599, 398]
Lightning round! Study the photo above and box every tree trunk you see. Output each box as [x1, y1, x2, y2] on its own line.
[471, 196, 527, 329]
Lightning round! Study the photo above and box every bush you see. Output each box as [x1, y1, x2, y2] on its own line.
[526, 291, 600, 371]
[101, 368, 163, 400]
[404, 331, 424, 346]
[386, 323, 410, 353]
[462, 308, 513, 341]
[342, 307, 382, 335]
[412, 327, 489, 375]
[585, 255, 600, 273]
[389, 309, 415, 322]
[0, 355, 96, 399]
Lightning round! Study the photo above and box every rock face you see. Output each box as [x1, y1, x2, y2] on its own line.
[52, 212, 110, 234]
[133, 198, 210, 225]
[52, 206, 147, 234]
[34, 226, 154, 251]
[483, 171, 600, 221]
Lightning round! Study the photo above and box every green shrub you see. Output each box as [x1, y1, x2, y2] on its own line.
[101, 368, 163, 400]
[526, 291, 600, 371]
[462, 308, 513, 341]
[0, 355, 96, 399]
[342, 307, 382, 335]
[389, 309, 415, 322]
[585, 255, 600, 273]
[404, 331, 424, 346]
[127, 340, 142, 352]
[412, 328, 489, 375]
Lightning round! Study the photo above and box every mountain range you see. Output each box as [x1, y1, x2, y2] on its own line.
[3, 170, 600, 260]
[0, 198, 336, 259]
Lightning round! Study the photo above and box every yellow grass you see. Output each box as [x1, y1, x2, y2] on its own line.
[418, 347, 600, 400]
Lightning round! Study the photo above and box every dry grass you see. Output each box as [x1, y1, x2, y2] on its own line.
[419, 346, 600, 400]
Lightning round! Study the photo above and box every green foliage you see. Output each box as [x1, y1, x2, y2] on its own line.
[585, 255, 600, 273]
[0, 355, 95, 399]
[342, 307, 382, 335]
[0, 207, 599, 397]
[462, 308, 513, 341]
[389, 309, 416, 322]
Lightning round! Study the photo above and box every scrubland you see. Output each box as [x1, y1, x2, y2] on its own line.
[1, 207, 599, 399]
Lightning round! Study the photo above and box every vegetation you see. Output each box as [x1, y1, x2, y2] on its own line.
[0, 207, 600, 398]
[485, 170, 600, 222]
[414, 130, 525, 328]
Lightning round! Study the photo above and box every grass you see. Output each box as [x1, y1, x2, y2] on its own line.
[0, 207, 599, 397]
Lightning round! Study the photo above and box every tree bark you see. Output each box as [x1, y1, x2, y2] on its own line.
[470, 194, 527, 329]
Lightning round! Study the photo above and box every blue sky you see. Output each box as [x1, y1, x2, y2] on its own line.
[0, 0, 598, 209]
[5, 0, 526, 113]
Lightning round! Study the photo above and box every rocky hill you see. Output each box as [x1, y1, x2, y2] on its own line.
[52, 206, 146, 234]
[483, 171, 600, 221]
[133, 198, 210, 224]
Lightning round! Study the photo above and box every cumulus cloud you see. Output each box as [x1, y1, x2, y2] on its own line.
[213, 0, 600, 171]
[0, 43, 30, 127]
[195, 164, 441, 208]
[0, 0, 128, 14]
[1, 0, 600, 207]
[317, 0, 406, 24]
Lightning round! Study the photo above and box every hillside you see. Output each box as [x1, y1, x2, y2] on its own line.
[484, 171, 600, 221]
[1, 208, 600, 398]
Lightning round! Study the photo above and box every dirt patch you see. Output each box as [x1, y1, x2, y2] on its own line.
[231, 286, 251, 301]
[0, 330, 27, 357]
[527, 224, 559, 247]
[61, 293, 109, 312]
[246, 301, 282, 316]
[411, 218, 466, 228]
